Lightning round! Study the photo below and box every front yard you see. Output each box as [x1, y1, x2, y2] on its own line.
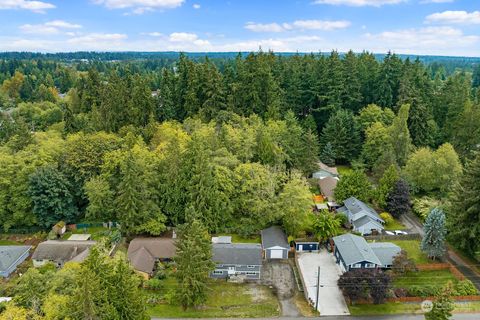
[393, 269, 458, 289]
[146, 280, 280, 318]
[384, 219, 406, 231]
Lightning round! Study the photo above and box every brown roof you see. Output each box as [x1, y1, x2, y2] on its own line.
[127, 238, 176, 274]
[318, 176, 338, 201]
[318, 162, 339, 176]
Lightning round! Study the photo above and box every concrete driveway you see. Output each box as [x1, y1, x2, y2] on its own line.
[297, 250, 349, 316]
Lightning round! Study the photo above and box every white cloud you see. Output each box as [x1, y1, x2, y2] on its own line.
[245, 19, 350, 33]
[420, 0, 454, 3]
[20, 20, 82, 35]
[0, 0, 55, 13]
[245, 22, 285, 33]
[193, 3, 200, 9]
[66, 33, 128, 50]
[94, 0, 184, 13]
[313, 0, 405, 6]
[169, 32, 198, 42]
[363, 26, 479, 55]
[425, 11, 480, 25]
[142, 32, 163, 37]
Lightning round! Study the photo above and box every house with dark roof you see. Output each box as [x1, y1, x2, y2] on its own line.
[332, 234, 400, 272]
[32, 240, 96, 268]
[338, 197, 384, 235]
[127, 238, 176, 278]
[261, 226, 290, 259]
[211, 243, 262, 280]
[0, 246, 31, 278]
[312, 162, 339, 180]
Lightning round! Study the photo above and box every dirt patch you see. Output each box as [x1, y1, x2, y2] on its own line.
[247, 284, 267, 301]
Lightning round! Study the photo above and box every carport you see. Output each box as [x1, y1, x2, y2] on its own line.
[296, 250, 350, 316]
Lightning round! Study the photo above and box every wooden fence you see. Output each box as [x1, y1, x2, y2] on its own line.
[416, 263, 465, 280]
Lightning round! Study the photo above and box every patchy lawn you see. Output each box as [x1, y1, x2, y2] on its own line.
[388, 240, 434, 264]
[294, 292, 319, 317]
[337, 165, 352, 177]
[384, 219, 406, 231]
[0, 239, 21, 245]
[393, 269, 458, 288]
[147, 280, 280, 318]
[349, 301, 480, 316]
[216, 233, 261, 244]
[64, 226, 116, 241]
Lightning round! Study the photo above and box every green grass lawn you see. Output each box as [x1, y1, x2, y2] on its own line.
[388, 240, 434, 264]
[337, 165, 352, 177]
[384, 219, 406, 231]
[349, 301, 480, 316]
[147, 280, 280, 318]
[64, 226, 114, 241]
[393, 269, 458, 288]
[216, 233, 261, 244]
[0, 239, 21, 245]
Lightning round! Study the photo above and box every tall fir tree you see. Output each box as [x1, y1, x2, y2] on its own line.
[421, 208, 447, 260]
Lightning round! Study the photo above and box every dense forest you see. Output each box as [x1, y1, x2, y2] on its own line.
[1, 50, 479, 257]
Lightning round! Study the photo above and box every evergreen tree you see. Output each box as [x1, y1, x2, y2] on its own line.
[320, 142, 336, 167]
[386, 178, 411, 218]
[321, 109, 360, 163]
[447, 152, 480, 257]
[175, 210, 215, 310]
[421, 208, 447, 260]
[376, 164, 399, 209]
[424, 283, 454, 320]
[388, 104, 412, 166]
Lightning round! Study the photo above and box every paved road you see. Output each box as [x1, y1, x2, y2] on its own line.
[153, 314, 480, 320]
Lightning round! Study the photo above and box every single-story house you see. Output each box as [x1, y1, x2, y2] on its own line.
[211, 243, 262, 280]
[127, 237, 176, 278]
[369, 242, 402, 268]
[312, 162, 339, 180]
[332, 233, 400, 272]
[338, 197, 384, 235]
[261, 226, 289, 259]
[294, 239, 320, 252]
[318, 176, 338, 202]
[32, 240, 96, 268]
[0, 246, 31, 278]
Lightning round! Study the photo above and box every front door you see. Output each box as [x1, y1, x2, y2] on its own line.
[298, 245, 303, 252]
[227, 266, 235, 275]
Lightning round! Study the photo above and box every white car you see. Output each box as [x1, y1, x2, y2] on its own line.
[394, 230, 408, 235]
[385, 231, 395, 236]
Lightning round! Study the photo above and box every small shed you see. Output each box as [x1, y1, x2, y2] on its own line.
[261, 226, 289, 260]
[68, 234, 92, 241]
[294, 239, 320, 252]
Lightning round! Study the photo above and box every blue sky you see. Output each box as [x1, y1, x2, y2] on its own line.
[0, 0, 479, 56]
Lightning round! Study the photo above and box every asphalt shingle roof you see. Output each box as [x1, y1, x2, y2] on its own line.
[32, 240, 96, 263]
[212, 243, 262, 265]
[333, 233, 381, 266]
[369, 242, 401, 266]
[261, 226, 289, 249]
[0, 246, 31, 272]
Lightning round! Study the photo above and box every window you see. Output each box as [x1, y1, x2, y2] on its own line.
[246, 271, 258, 275]
[351, 263, 362, 268]
[217, 264, 224, 267]
[247, 265, 256, 268]
[213, 270, 223, 275]
[365, 263, 376, 268]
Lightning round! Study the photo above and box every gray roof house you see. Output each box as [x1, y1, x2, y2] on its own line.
[312, 162, 339, 180]
[0, 246, 31, 278]
[318, 176, 338, 202]
[261, 226, 290, 259]
[332, 233, 400, 272]
[211, 243, 262, 280]
[338, 197, 384, 235]
[32, 240, 96, 268]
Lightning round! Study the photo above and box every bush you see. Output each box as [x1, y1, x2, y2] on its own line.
[380, 212, 394, 225]
[412, 197, 443, 221]
[453, 280, 478, 296]
[393, 287, 408, 298]
[407, 285, 442, 297]
[336, 213, 348, 227]
[145, 278, 164, 290]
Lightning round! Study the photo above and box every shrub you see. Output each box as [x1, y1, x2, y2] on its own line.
[412, 197, 443, 221]
[145, 278, 164, 290]
[393, 287, 408, 298]
[407, 285, 442, 297]
[380, 212, 394, 225]
[336, 213, 348, 227]
[453, 280, 478, 296]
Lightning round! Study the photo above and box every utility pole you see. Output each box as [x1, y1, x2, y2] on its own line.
[315, 266, 321, 311]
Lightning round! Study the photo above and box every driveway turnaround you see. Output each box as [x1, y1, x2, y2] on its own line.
[296, 250, 350, 316]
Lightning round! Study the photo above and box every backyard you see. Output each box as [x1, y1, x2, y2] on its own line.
[216, 233, 261, 244]
[147, 280, 280, 318]
[388, 239, 436, 264]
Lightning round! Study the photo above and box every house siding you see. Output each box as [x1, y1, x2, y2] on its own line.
[264, 248, 288, 259]
[295, 242, 319, 252]
[334, 247, 379, 272]
[211, 264, 261, 280]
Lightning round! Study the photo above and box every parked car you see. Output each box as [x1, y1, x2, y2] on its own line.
[394, 230, 408, 235]
[385, 231, 395, 236]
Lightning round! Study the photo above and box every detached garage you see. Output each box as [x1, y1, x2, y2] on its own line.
[261, 226, 289, 260]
